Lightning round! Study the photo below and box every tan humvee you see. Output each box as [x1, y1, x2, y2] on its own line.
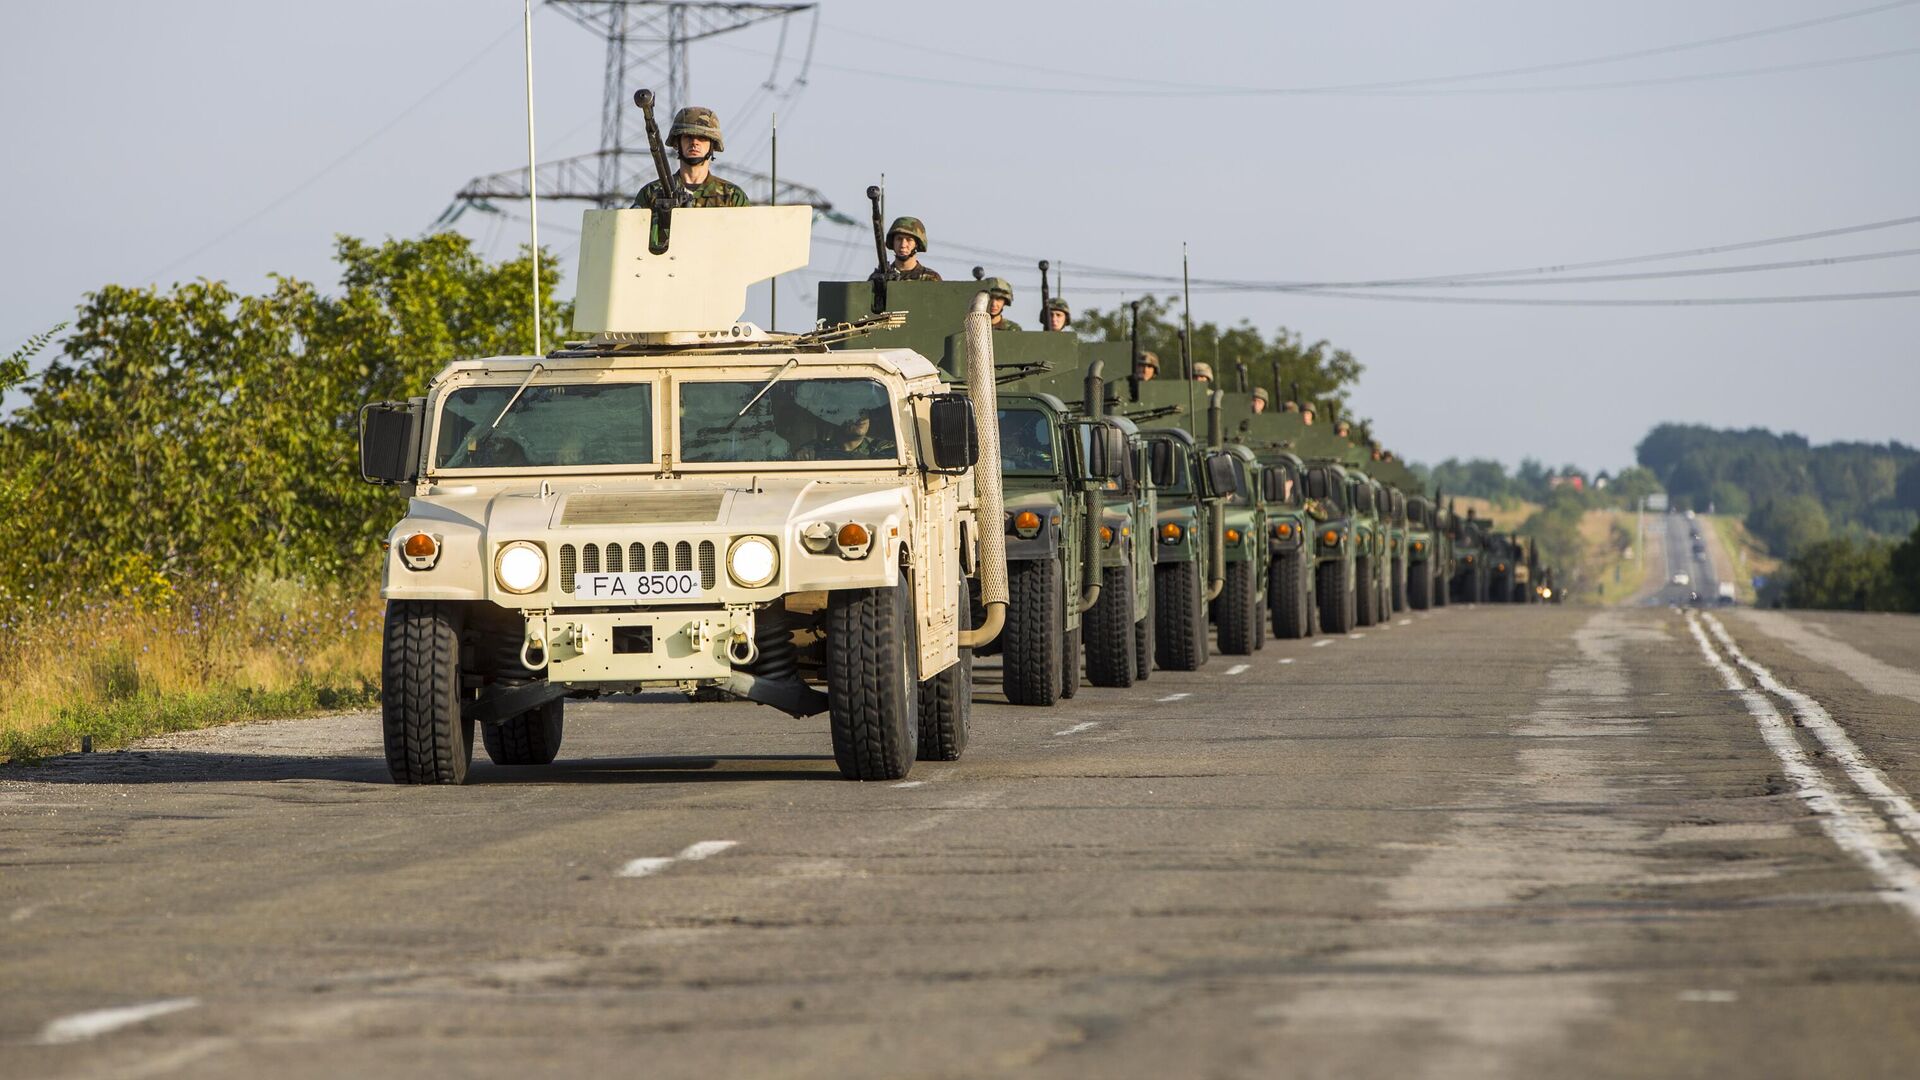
[361, 206, 1008, 785]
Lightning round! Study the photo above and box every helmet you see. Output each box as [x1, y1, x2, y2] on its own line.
[1193, 362, 1214, 381]
[886, 216, 928, 253]
[986, 278, 1013, 302]
[1281, 399, 1300, 413]
[669, 106, 725, 153]
[1252, 387, 1270, 403]
[1138, 350, 1160, 370]
[1043, 297, 1071, 323]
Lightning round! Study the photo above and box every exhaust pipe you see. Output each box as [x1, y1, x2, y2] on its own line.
[1205, 389, 1226, 602]
[1077, 358, 1104, 614]
[960, 291, 1008, 649]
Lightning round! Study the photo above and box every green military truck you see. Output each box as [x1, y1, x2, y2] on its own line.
[1083, 413, 1158, 686]
[1450, 507, 1490, 604]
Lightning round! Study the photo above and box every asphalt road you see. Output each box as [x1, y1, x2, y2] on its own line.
[1651, 510, 1723, 607]
[7, 604, 1920, 1078]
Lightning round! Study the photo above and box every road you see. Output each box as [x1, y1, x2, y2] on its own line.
[7, 605, 1920, 1078]
[1649, 510, 1726, 607]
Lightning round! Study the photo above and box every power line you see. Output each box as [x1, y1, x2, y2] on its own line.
[1320, 246, 1920, 289]
[1348, 43, 1920, 96]
[1271, 287, 1920, 307]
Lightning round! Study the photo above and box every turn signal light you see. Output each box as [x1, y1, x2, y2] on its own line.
[1322, 529, 1339, 546]
[1225, 528, 1241, 544]
[1276, 522, 1293, 538]
[403, 533, 438, 559]
[1159, 522, 1184, 543]
[1099, 525, 1114, 545]
[837, 522, 871, 548]
[1464, 554, 1475, 564]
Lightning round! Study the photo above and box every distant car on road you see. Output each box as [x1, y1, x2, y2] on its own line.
[1718, 582, 1737, 606]
[1685, 509, 1697, 520]
[1671, 572, 1691, 586]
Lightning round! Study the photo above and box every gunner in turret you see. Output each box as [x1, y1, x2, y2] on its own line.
[631, 106, 751, 209]
[885, 217, 942, 281]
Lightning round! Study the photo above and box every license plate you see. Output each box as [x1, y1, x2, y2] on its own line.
[576, 571, 703, 601]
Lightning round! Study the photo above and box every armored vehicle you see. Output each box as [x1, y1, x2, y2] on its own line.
[1227, 407, 1318, 639]
[1083, 413, 1157, 687]
[1302, 460, 1360, 633]
[359, 200, 1010, 785]
[1402, 493, 1443, 610]
[1211, 442, 1272, 654]
[1450, 507, 1490, 604]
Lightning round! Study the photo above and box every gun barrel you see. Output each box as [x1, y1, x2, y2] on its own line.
[632, 89, 678, 206]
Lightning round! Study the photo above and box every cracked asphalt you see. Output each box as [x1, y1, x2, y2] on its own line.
[6, 602, 1920, 1079]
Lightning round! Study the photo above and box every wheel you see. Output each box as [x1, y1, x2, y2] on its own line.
[1061, 613, 1083, 700]
[1253, 567, 1267, 650]
[1408, 560, 1432, 610]
[1004, 558, 1064, 707]
[1154, 560, 1205, 672]
[827, 581, 920, 780]
[482, 698, 564, 766]
[1354, 556, 1377, 627]
[1217, 560, 1256, 655]
[1133, 612, 1153, 681]
[382, 601, 474, 785]
[1273, 553, 1311, 639]
[1434, 566, 1449, 607]
[1317, 557, 1355, 634]
[917, 647, 970, 761]
[1392, 554, 1407, 612]
[1086, 563, 1136, 688]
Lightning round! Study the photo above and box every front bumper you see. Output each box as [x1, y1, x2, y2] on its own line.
[535, 604, 755, 684]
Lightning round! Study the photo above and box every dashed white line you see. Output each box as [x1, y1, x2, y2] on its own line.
[1312, 640, 1334, 648]
[620, 840, 738, 878]
[1156, 693, 1190, 702]
[39, 998, 200, 1044]
[1054, 721, 1100, 736]
[1278, 657, 1295, 665]
[891, 780, 926, 789]
[1226, 663, 1250, 675]
[1397, 618, 1412, 626]
[1348, 632, 1366, 640]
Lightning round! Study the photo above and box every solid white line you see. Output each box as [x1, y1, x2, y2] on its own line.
[1312, 640, 1334, 648]
[891, 780, 925, 789]
[620, 840, 738, 878]
[1156, 693, 1190, 702]
[1703, 613, 1920, 845]
[677, 840, 737, 862]
[1226, 663, 1250, 675]
[1054, 721, 1100, 736]
[1685, 612, 1920, 922]
[1278, 657, 1296, 665]
[39, 999, 200, 1044]
[618, 857, 676, 878]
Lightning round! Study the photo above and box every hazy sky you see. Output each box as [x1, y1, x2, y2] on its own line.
[4, 1, 1916, 473]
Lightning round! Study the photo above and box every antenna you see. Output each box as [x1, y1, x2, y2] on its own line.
[524, 0, 542, 355]
[768, 110, 777, 331]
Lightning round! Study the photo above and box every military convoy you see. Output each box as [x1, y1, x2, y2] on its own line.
[355, 91, 1558, 785]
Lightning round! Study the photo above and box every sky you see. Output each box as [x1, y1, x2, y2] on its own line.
[3, 0, 1916, 474]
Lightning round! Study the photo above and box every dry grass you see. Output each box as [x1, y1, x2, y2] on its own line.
[0, 582, 382, 763]
[1578, 510, 1653, 605]
[1452, 495, 1540, 532]
[1709, 515, 1779, 603]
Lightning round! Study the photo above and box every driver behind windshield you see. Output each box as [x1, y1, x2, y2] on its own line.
[795, 411, 895, 461]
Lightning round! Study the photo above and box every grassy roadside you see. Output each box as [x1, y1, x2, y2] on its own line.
[1579, 509, 1654, 605]
[1708, 514, 1778, 603]
[0, 584, 382, 765]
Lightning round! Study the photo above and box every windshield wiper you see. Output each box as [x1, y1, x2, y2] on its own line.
[735, 357, 798, 419]
[479, 362, 546, 439]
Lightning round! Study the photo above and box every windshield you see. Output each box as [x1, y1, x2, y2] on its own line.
[997, 407, 1059, 475]
[1307, 467, 1343, 514]
[1157, 441, 1193, 497]
[436, 382, 655, 469]
[680, 377, 897, 464]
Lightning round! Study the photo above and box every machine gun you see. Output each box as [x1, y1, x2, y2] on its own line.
[866, 185, 894, 312]
[1037, 260, 1051, 325]
[632, 89, 688, 253]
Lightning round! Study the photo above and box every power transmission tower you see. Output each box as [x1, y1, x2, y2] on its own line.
[449, 1, 834, 215]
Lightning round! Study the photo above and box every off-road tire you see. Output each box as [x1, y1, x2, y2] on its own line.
[1218, 560, 1257, 655]
[917, 648, 970, 761]
[1355, 556, 1378, 627]
[1490, 574, 1510, 604]
[1408, 561, 1432, 610]
[1318, 557, 1356, 634]
[382, 600, 474, 785]
[827, 582, 920, 780]
[1273, 553, 1311, 639]
[481, 698, 564, 766]
[1154, 561, 1206, 672]
[1392, 554, 1407, 613]
[1086, 564, 1136, 688]
[1004, 558, 1064, 707]
[1061, 617, 1082, 699]
[1133, 611, 1153, 681]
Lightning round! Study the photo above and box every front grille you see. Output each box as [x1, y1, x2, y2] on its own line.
[561, 492, 724, 526]
[558, 539, 718, 594]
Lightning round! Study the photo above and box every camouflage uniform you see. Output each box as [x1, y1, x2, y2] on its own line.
[985, 277, 1020, 331]
[632, 173, 751, 210]
[797, 434, 896, 461]
[886, 217, 941, 279]
[991, 316, 1023, 332]
[1042, 297, 1071, 332]
[896, 263, 943, 282]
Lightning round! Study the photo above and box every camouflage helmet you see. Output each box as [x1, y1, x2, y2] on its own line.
[985, 277, 1013, 302]
[1252, 387, 1270, 403]
[1281, 399, 1301, 413]
[1138, 350, 1160, 371]
[1043, 297, 1071, 323]
[1193, 361, 1214, 381]
[669, 106, 725, 153]
[886, 216, 928, 253]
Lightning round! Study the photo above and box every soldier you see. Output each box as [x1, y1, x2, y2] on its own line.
[1251, 387, 1269, 413]
[885, 217, 941, 281]
[1281, 400, 1301, 415]
[1136, 350, 1160, 381]
[1334, 418, 1352, 438]
[1301, 403, 1316, 426]
[795, 413, 894, 461]
[986, 279, 1021, 331]
[1193, 362, 1214, 383]
[631, 106, 751, 209]
[1042, 297, 1071, 332]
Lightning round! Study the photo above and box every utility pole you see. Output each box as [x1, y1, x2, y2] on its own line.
[447, 1, 835, 215]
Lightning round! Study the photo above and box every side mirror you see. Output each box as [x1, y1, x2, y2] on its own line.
[1203, 451, 1240, 500]
[926, 393, 979, 471]
[1148, 440, 1176, 487]
[1089, 423, 1128, 482]
[1261, 468, 1287, 504]
[360, 399, 424, 485]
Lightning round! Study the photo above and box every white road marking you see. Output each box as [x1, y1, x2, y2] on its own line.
[1740, 610, 1920, 705]
[1677, 990, 1739, 1003]
[891, 780, 925, 789]
[1156, 693, 1190, 703]
[1397, 618, 1412, 626]
[620, 840, 737, 878]
[1348, 632, 1366, 640]
[1685, 612, 1920, 922]
[1312, 640, 1333, 648]
[39, 998, 200, 1044]
[1226, 663, 1250, 675]
[1278, 657, 1295, 665]
[1703, 613, 1920, 846]
[1054, 721, 1100, 736]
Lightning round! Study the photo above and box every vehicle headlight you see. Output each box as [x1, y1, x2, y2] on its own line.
[728, 535, 779, 587]
[495, 541, 546, 594]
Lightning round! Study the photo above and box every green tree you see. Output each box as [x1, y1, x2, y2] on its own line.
[1783, 538, 1894, 611]
[1890, 523, 1920, 612]
[1747, 494, 1830, 558]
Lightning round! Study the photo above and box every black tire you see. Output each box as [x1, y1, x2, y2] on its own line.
[1133, 611, 1153, 681]
[1217, 560, 1257, 655]
[1355, 556, 1378, 627]
[481, 698, 564, 766]
[1490, 574, 1510, 604]
[1086, 564, 1136, 688]
[917, 648, 970, 761]
[827, 582, 920, 780]
[1408, 560, 1432, 610]
[1391, 554, 1407, 613]
[1273, 553, 1311, 639]
[1061, 614, 1082, 699]
[382, 601, 474, 785]
[1004, 558, 1063, 707]
[1434, 565, 1450, 608]
[1154, 560, 1205, 672]
[1318, 557, 1355, 634]
[1253, 566, 1267, 650]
